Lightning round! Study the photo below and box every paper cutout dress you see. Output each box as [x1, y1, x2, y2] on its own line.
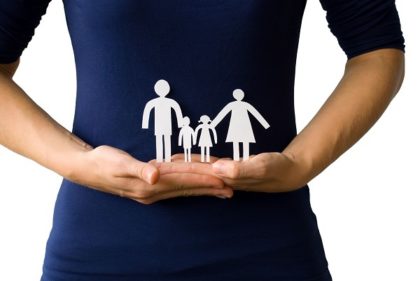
[142, 79, 183, 162]
[195, 115, 217, 163]
[212, 89, 270, 161]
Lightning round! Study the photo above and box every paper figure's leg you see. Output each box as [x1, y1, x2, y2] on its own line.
[233, 142, 240, 161]
[243, 142, 250, 161]
[207, 147, 211, 162]
[184, 148, 188, 162]
[156, 135, 163, 163]
[205, 146, 210, 163]
[164, 134, 171, 162]
[187, 148, 192, 162]
[201, 147, 205, 162]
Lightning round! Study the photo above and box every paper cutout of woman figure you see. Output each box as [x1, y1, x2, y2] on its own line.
[195, 115, 217, 163]
[178, 116, 196, 162]
[211, 89, 270, 161]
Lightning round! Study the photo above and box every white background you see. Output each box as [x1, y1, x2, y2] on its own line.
[0, 1, 419, 280]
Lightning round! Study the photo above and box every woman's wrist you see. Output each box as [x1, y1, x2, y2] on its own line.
[52, 131, 94, 181]
[281, 145, 317, 188]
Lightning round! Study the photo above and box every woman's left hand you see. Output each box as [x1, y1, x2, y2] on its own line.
[157, 152, 310, 193]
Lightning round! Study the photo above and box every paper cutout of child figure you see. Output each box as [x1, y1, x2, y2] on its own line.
[195, 115, 217, 163]
[178, 116, 196, 162]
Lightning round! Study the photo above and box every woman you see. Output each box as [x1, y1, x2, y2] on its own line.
[0, 0, 405, 280]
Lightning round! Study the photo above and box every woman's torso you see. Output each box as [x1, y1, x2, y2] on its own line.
[42, 1, 332, 280]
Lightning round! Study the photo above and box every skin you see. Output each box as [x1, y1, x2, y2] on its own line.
[0, 58, 233, 204]
[0, 48, 404, 203]
[158, 48, 405, 192]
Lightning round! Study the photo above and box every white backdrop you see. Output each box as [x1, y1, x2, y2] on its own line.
[0, 1, 419, 280]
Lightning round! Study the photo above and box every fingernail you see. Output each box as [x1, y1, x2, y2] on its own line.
[212, 161, 226, 175]
[216, 195, 227, 199]
[145, 165, 158, 184]
[146, 174, 154, 184]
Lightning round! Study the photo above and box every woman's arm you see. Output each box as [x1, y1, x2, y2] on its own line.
[0, 60, 232, 202]
[157, 48, 405, 192]
[0, 59, 93, 177]
[282, 48, 405, 187]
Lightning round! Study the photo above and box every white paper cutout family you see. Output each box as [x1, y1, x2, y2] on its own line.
[142, 79, 270, 163]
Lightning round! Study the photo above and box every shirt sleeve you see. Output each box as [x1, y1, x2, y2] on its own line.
[0, 0, 52, 64]
[319, 0, 405, 59]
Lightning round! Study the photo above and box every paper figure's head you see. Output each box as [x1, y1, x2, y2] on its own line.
[182, 116, 190, 126]
[154, 79, 170, 97]
[233, 89, 245, 101]
[199, 115, 211, 124]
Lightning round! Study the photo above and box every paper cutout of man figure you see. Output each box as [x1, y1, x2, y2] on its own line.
[142, 79, 183, 162]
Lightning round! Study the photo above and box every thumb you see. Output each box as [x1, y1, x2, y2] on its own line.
[212, 159, 242, 179]
[129, 161, 159, 185]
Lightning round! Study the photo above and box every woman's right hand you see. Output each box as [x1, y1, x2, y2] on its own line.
[1, 63, 232, 205]
[68, 145, 233, 204]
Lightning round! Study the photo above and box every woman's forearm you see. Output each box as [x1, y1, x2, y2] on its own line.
[0, 61, 93, 179]
[282, 48, 405, 185]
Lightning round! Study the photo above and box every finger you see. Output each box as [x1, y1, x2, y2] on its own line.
[220, 157, 233, 161]
[217, 178, 262, 191]
[125, 160, 159, 185]
[148, 159, 159, 165]
[170, 153, 186, 161]
[125, 172, 226, 199]
[135, 186, 234, 205]
[154, 173, 225, 193]
[211, 159, 257, 180]
[171, 153, 219, 163]
[114, 170, 227, 202]
[156, 162, 216, 177]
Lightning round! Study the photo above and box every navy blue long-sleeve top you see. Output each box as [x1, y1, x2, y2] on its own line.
[0, 1, 404, 280]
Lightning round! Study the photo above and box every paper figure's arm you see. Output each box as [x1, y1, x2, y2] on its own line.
[246, 103, 270, 129]
[211, 127, 217, 144]
[194, 125, 203, 140]
[192, 128, 197, 145]
[142, 100, 155, 129]
[171, 100, 183, 128]
[178, 129, 183, 146]
[211, 103, 232, 128]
